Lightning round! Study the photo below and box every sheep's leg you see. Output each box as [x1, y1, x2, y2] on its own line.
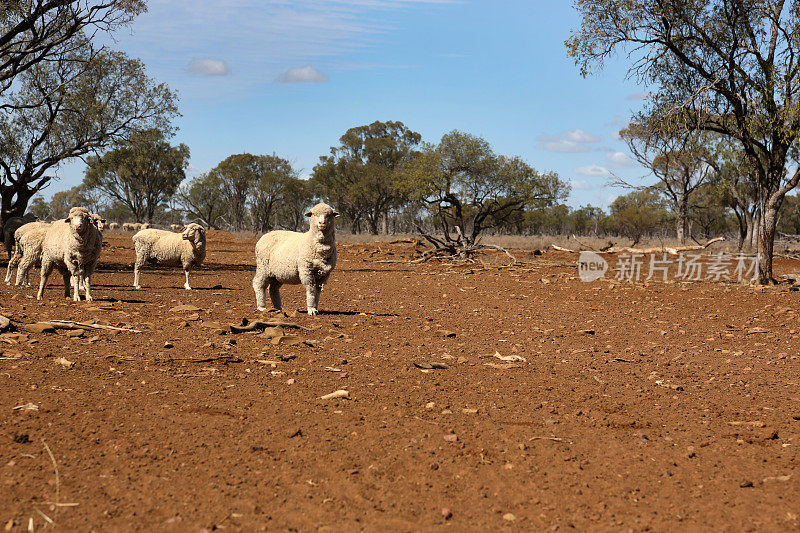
[37, 260, 54, 300]
[5, 247, 20, 285]
[313, 283, 323, 311]
[268, 280, 284, 313]
[305, 284, 320, 316]
[133, 256, 144, 289]
[82, 273, 92, 302]
[183, 269, 192, 290]
[16, 252, 33, 287]
[252, 267, 270, 311]
[70, 268, 80, 301]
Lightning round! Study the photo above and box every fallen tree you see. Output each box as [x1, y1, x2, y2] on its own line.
[552, 235, 725, 255]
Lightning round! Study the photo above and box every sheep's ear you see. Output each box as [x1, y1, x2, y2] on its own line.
[305, 210, 313, 217]
[63, 217, 70, 223]
[332, 211, 339, 217]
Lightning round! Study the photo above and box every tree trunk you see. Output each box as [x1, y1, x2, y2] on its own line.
[757, 203, 779, 284]
[676, 195, 688, 244]
[381, 211, 388, 235]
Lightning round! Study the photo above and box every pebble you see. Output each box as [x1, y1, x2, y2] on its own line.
[441, 508, 452, 520]
[503, 513, 516, 522]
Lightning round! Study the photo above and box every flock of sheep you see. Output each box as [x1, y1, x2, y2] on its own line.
[1, 203, 340, 315]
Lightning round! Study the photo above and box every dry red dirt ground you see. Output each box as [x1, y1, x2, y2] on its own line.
[2, 231, 800, 531]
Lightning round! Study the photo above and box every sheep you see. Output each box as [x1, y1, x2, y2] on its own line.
[37, 207, 102, 302]
[5, 221, 49, 285]
[133, 223, 206, 290]
[3, 213, 38, 259]
[253, 202, 338, 316]
[122, 222, 142, 232]
[90, 213, 106, 232]
[107, 222, 120, 231]
[170, 224, 183, 232]
[13, 224, 50, 287]
[141, 223, 150, 230]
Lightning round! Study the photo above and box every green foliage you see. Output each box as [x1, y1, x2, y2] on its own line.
[177, 173, 226, 229]
[0, 0, 146, 93]
[405, 130, 569, 248]
[0, 47, 178, 223]
[567, 0, 800, 280]
[84, 129, 189, 223]
[604, 190, 670, 244]
[312, 120, 422, 234]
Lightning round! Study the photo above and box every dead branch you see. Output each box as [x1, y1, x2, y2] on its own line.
[45, 320, 141, 333]
[476, 244, 517, 263]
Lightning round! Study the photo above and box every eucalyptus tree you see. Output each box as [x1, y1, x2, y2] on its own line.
[0, 0, 146, 94]
[568, 0, 800, 283]
[0, 48, 178, 224]
[84, 128, 189, 223]
[619, 121, 714, 243]
[405, 130, 569, 258]
[312, 120, 422, 234]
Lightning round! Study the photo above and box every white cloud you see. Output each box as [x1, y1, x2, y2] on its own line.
[278, 65, 330, 83]
[188, 58, 230, 76]
[626, 91, 651, 101]
[606, 151, 633, 167]
[108, 0, 459, 90]
[537, 128, 601, 153]
[569, 179, 592, 190]
[574, 165, 610, 177]
[565, 128, 601, 143]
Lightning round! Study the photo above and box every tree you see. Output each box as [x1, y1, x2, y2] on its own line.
[177, 172, 226, 229]
[83, 128, 189, 223]
[567, 0, 800, 283]
[405, 130, 569, 258]
[49, 184, 99, 219]
[274, 177, 314, 231]
[249, 155, 297, 232]
[0, 0, 146, 94]
[27, 194, 50, 219]
[619, 121, 713, 243]
[604, 190, 670, 244]
[0, 48, 179, 224]
[210, 154, 264, 231]
[312, 120, 422, 234]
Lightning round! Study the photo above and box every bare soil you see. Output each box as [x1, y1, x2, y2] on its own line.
[2, 231, 800, 531]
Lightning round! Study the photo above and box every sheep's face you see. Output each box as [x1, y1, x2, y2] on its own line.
[182, 223, 205, 243]
[305, 203, 339, 234]
[66, 208, 91, 235]
[91, 214, 106, 232]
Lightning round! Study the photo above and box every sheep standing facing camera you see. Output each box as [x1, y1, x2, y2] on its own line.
[37, 207, 102, 301]
[253, 202, 338, 316]
[132, 223, 206, 290]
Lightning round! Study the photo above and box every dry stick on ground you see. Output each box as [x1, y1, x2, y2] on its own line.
[45, 320, 141, 333]
[551, 236, 725, 255]
[41, 440, 60, 518]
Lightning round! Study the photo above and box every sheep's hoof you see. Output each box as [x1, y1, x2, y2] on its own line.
[184, 285, 192, 290]
[256, 306, 267, 312]
[307, 308, 318, 316]
[134, 285, 141, 289]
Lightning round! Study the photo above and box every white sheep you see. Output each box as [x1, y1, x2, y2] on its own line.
[253, 202, 338, 316]
[107, 222, 120, 231]
[5, 221, 49, 285]
[133, 223, 206, 290]
[90, 214, 106, 232]
[170, 224, 183, 232]
[14, 224, 49, 287]
[37, 207, 102, 301]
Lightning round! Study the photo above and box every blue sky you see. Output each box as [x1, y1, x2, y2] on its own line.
[53, 0, 652, 209]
